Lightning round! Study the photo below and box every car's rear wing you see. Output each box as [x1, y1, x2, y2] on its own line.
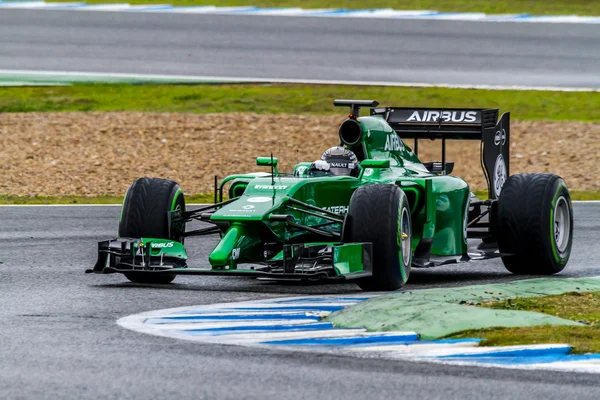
[371, 107, 510, 199]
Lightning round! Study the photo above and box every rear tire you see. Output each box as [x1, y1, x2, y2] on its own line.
[497, 173, 573, 275]
[119, 177, 186, 284]
[346, 184, 412, 291]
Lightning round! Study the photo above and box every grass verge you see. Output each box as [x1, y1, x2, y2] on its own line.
[450, 292, 600, 354]
[52, 0, 600, 16]
[1, 84, 599, 122]
[0, 190, 597, 204]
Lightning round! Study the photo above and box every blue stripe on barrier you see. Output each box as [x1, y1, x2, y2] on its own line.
[456, 353, 600, 365]
[274, 297, 370, 303]
[487, 13, 531, 20]
[175, 305, 345, 314]
[215, 6, 258, 13]
[425, 12, 467, 16]
[228, 7, 295, 13]
[183, 322, 334, 335]
[41, 2, 88, 8]
[420, 338, 482, 344]
[438, 346, 572, 359]
[262, 336, 484, 347]
[125, 5, 173, 11]
[227, 306, 345, 312]
[387, 12, 441, 18]
[162, 6, 214, 9]
[262, 333, 420, 346]
[146, 313, 322, 324]
[315, 9, 374, 15]
[300, 8, 343, 15]
[58, 4, 88, 8]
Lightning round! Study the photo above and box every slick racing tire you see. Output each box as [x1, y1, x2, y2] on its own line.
[346, 184, 412, 291]
[119, 177, 186, 284]
[497, 173, 573, 275]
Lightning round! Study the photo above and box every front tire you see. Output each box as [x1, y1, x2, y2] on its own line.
[119, 177, 186, 284]
[497, 173, 573, 275]
[346, 184, 412, 291]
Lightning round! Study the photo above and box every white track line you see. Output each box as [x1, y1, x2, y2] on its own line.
[0, 69, 598, 92]
[1, 3, 599, 25]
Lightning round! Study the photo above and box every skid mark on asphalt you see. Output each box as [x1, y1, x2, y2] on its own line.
[118, 295, 600, 373]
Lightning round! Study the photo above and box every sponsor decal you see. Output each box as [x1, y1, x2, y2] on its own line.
[231, 248, 240, 260]
[323, 205, 348, 215]
[329, 162, 354, 168]
[404, 110, 479, 123]
[494, 129, 507, 146]
[384, 134, 404, 152]
[494, 155, 507, 197]
[363, 168, 374, 177]
[247, 197, 272, 203]
[150, 242, 174, 248]
[241, 205, 255, 210]
[254, 185, 288, 190]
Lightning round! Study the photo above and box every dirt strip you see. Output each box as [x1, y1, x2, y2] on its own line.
[0, 112, 598, 196]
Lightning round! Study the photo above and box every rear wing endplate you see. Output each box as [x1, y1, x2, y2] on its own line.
[371, 107, 510, 199]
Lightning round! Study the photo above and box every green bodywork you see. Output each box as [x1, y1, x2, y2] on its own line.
[139, 238, 188, 260]
[198, 114, 469, 273]
[112, 113, 472, 281]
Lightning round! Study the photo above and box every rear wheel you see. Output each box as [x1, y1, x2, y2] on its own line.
[346, 184, 412, 291]
[497, 173, 573, 275]
[119, 177, 186, 284]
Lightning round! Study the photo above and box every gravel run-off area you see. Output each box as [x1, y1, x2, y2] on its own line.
[1, 112, 598, 196]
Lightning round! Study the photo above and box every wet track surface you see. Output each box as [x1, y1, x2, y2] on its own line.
[1, 9, 599, 88]
[0, 204, 599, 399]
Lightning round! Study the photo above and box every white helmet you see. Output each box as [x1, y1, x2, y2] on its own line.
[317, 146, 359, 177]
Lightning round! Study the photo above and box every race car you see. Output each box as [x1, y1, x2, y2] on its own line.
[89, 100, 573, 291]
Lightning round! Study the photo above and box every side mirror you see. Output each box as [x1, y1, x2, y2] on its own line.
[359, 159, 390, 179]
[360, 159, 390, 169]
[256, 157, 278, 167]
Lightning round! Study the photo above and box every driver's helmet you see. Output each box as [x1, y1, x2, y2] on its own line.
[309, 146, 359, 177]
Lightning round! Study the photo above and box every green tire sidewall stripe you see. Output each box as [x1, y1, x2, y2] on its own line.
[171, 187, 184, 242]
[119, 185, 131, 223]
[171, 188, 183, 211]
[117, 184, 132, 238]
[396, 191, 409, 284]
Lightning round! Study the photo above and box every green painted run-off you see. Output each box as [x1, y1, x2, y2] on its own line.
[327, 277, 600, 339]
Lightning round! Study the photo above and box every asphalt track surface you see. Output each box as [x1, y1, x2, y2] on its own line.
[0, 203, 599, 399]
[1, 9, 599, 88]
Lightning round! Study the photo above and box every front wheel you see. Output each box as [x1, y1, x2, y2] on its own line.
[119, 177, 186, 284]
[346, 184, 412, 291]
[497, 173, 573, 275]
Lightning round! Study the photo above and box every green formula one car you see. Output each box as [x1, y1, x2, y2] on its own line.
[89, 100, 573, 291]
